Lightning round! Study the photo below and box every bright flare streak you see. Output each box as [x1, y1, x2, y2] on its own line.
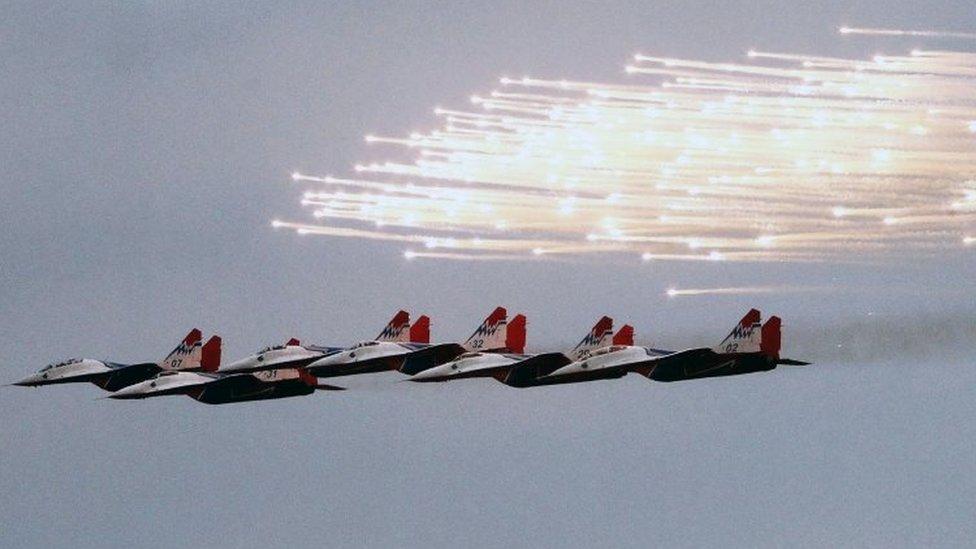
[839, 26, 976, 40]
[279, 27, 976, 262]
[665, 285, 827, 297]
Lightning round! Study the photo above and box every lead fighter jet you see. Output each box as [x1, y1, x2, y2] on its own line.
[13, 329, 221, 392]
[107, 337, 344, 404]
[542, 309, 809, 384]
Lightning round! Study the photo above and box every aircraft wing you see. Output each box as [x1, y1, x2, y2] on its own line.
[626, 348, 719, 378]
[201, 373, 279, 400]
[503, 352, 572, 387]
[398, 343, 466, 375]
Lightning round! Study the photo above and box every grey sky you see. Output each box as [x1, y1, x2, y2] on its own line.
[2, 2, 974, 547]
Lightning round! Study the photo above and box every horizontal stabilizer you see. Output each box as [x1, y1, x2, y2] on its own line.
[777, 358, 810, 366]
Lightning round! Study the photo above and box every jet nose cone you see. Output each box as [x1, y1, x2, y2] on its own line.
[12, 374, 42, 387]
[107, 385, 144, 400]
[409, 365, 452, 382]
[544, 364, 578, 379]
[309, 353, 347, 370]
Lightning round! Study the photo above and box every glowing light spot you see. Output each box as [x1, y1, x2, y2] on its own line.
[641, 252, 653, 262]
[969, 121, 976, 133]
[271, 219, 283, 228]
[532, 248, 545, 256]
[755, 235, 775, 248]
[290, 172, 301, 181]
[404, 250, 417, 260]
[832, 207, 848, 218]
[708, 251, 725, 261]
[964, 237, 975, 246]
[883, 216, 897, 225]
[666, 288, 678, 298]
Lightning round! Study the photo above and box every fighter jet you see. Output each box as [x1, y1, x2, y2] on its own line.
[13, 329, 221, 392]
[305, 306, 520, 378]
[410, 316, 633, 385]
[542, 309, 809, 384]
[107, 337, 345, 404]
[219, 310, 428, 374]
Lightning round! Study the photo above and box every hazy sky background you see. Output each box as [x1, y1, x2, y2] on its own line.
[2, 2, 975, 547]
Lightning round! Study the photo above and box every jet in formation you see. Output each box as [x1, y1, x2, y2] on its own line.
[13, 329, 220, 391]
[13, 308, 808, 404]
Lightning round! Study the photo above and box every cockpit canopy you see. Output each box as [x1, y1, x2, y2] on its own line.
[256, 344, 288, 354]
[457, 352, 483, 360]
[590, 345, 627, 357]
[353, 341, 380, 349]
[40, 358, 82, 371]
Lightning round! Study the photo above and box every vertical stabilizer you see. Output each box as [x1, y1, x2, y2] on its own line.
[760, 316, 782, 360]
[410, 315, 431, 344]
[161, 329, 203, 371]
[377, 310, 411, 342]
[462, 307, 508, 351]
[506, 314, 527, 354]
[612, 324, 635, 346]
[201, 336, 222, 372]
[569, 316, 614, 360]
[713, 309, 762, 354]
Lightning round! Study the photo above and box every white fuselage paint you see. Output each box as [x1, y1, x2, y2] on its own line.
[545, 346, 666, 379]
[17, 359, 114, 385]
[410, 352, 521, 381]
[221, 345, 327, 374]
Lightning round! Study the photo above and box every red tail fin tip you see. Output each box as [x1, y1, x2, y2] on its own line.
[741, 309, 761, 327]
[486, 306, 507, 325]
[389, 310, 410, 328]
[286, 338, 301, 346]
[184, 329, 203, 346]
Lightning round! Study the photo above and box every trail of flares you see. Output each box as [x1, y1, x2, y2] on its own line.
[279, 27, 976, 263]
